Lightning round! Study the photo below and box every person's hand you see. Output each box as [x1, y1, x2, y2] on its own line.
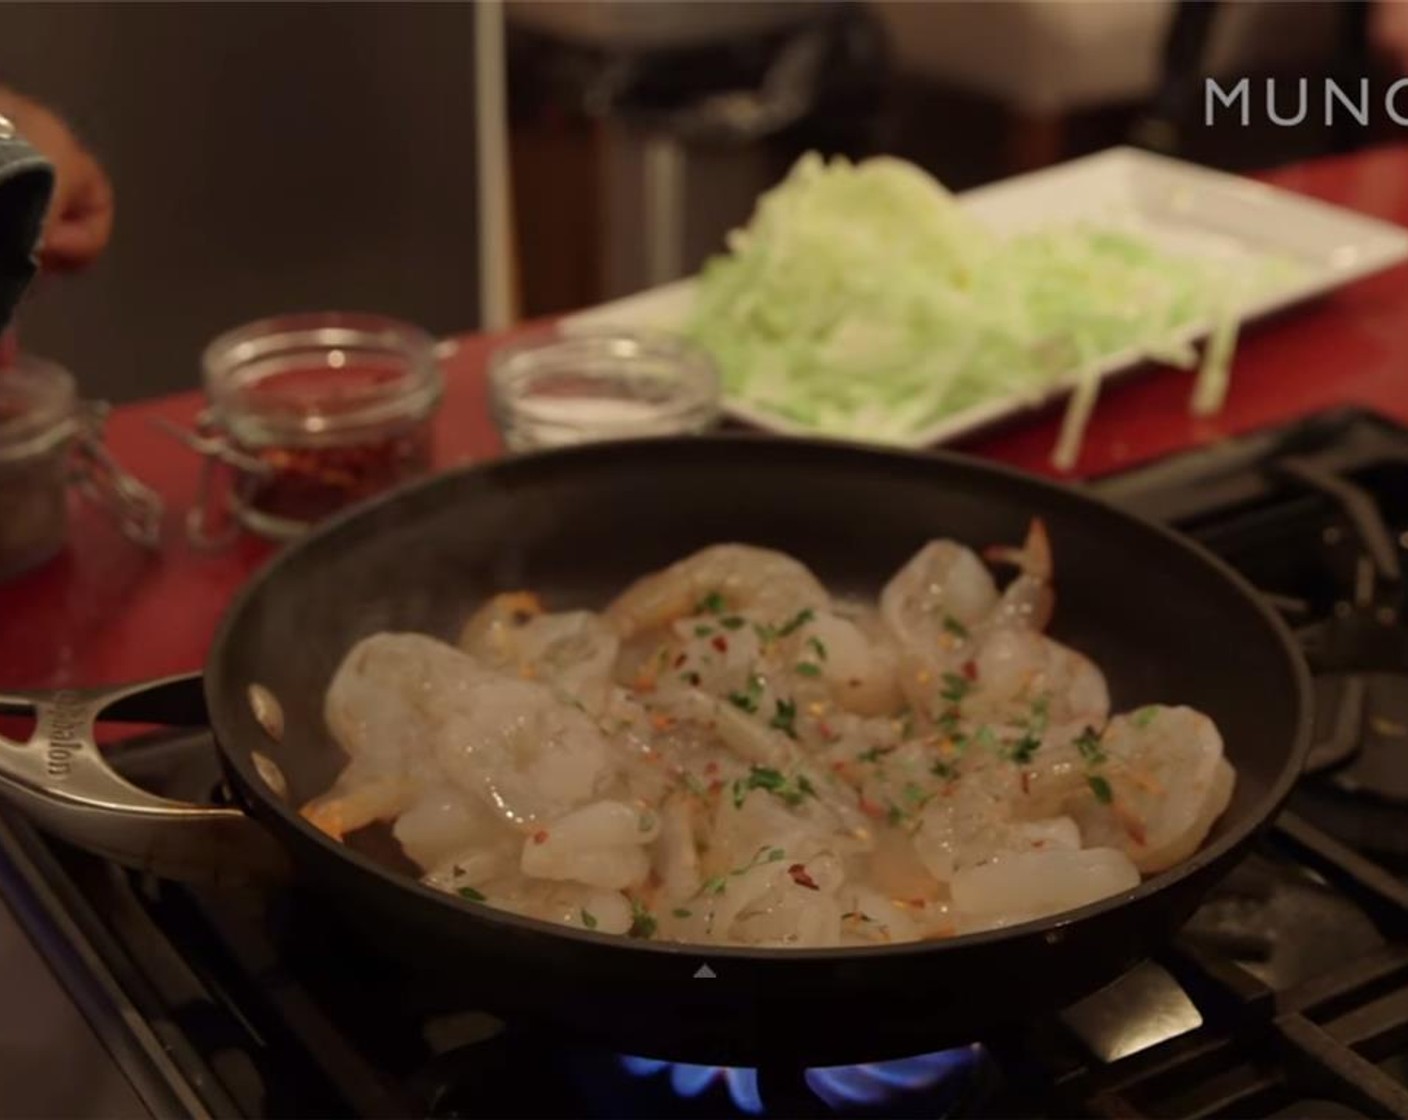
[0, 88, 112, 272]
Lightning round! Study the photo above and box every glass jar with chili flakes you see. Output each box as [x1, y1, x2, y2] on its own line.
[0, 354, 162, 581]
[184, 313, 443, 544]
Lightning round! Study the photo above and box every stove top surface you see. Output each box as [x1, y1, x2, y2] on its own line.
[9, 407, 1408, 1119]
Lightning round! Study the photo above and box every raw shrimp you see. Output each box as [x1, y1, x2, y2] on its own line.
[1072, 707, 1234, 873]
[460, 597, 619, 713]
[880, 541, 999, 654]
[520, 799, 659, 890]
[966, 629, 1109, 726]
[457, 591, 544, 660]
[981, 519, 1054, 633]
[799, 611, 904, 716]
[307, 632, 482, 838]
[424, 870, 637, 935]
[308, 531, 1237, 949]
[605, 544, 828, 639]
[315, 633, 620, 832]
[951, 847, 1140, 932]
[910, 773, 1082, 885]
[669, 847, 846, 947]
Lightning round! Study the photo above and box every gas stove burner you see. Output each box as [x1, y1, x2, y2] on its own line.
[618, 1046, 984, 1117]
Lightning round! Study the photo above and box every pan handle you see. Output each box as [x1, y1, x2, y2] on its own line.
[0, 675, 288, 882]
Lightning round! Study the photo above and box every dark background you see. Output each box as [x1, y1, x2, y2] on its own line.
[0, 2, 481, 403]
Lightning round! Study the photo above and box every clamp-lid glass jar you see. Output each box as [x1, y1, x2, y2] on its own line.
[0, 355, 162, 581]
[187, 313, 443, 543]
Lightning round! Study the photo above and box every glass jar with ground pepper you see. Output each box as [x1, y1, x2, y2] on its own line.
[186, 313, 442, 543]
[0, 354, 162, 581]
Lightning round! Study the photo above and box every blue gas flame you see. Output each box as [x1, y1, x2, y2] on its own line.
[619, 1046, 980, 1114]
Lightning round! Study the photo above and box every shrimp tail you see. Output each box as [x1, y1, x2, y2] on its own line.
[985, 520, 1054, 631]
[983, 519, 1052, 581]
[301, 777, 415, 841]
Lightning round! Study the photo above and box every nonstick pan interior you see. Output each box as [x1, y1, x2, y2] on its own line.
[204, 437, 1309, 1062]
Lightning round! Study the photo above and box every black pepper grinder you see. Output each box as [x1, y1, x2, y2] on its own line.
[0, 110, 54, 334]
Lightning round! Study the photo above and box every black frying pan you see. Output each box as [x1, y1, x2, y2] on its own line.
[0, 437, 1311, 1066]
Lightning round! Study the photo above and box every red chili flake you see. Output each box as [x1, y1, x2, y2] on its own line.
[246, 424, 434, 525]
[1118, 808, 1149, 847]
[703, 761, 719, 776]
[817, 721, 839, 742]
[532, 830, 549, 845]
[673, 653, 687, 668]
[788, 863, 820, 891]
[962, 659, 979, 681]
[858, 797, 885, 820]
[909, 898, 926, 908]
[710, 635, 728, 653]
[708, 779, 723, 794]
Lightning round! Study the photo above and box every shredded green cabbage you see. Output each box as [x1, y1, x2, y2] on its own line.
[686, 153, 1296, 454]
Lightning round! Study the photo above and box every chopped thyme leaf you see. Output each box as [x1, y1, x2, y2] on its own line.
[1074, 726, 1106, 765]
[807, 636, 828, 661]
[580, 909, 598, 929]
[719, 616, 747, 631]
[932, 759, 957, 781]
[940, 672, 971, 703]
[885, 803, 905, 827]
[942, 614, 969, 639]
[1088, 774, 1114, 804]
[705, 846, 788, 894]
[747, 766, 786, 791]
[693, 624, 714, 638]
[795, 661, 822, 677]
[696, 591, 726, 614]
[858, 745, 895, 763]
[728, 673, 765, 713]
[735, 765, 814, 807]
[672, 907, 693, 919]
[628, 898, 657, 939]
[777, 608, 816, 637]
[770, 698, 799, 738]
[1029, 694, 1051, 735]
[1009, 733, 1041, 765]
[1132, 706, 1159, 729]
[457, 886, 486, 902]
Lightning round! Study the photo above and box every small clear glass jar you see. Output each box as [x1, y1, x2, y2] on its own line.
[0, 355, 162, 581]
[181, 313, 443, 543]
[489, 328, 720, 452]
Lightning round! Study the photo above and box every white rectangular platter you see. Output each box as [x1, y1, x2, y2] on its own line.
[563, 147, 1408, 446]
